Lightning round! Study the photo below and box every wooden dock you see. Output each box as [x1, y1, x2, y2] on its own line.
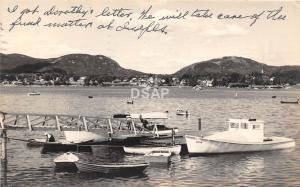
[0, 111, 130, 132]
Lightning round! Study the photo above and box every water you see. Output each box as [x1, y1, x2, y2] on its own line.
[0, 86, 299, 186]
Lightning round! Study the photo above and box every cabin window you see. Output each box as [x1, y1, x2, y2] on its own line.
[253, 125, 260, 130]
[230, 123, 239, 128]
[241, 123, 248, 129]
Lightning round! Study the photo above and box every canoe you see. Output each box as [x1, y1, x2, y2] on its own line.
[123, 145, 181, 155]
[75, 161, 149, 173]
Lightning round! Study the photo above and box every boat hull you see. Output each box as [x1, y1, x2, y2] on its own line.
[64, 131, 107, 143]
[185, 135, 295, 155]
[123, 145, 181, 155]
[75, 162, 148, 174]
[144, 155, 171, 163]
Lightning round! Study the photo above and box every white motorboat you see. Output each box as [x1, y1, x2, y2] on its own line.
[185, 119, 295, 154]
[123, 145, 181, 155]
[144, 150, 171, 163]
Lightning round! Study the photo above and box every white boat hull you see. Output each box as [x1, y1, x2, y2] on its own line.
[153, 128, 179, 136]
[123, 145, 181, 155]
[64, 131, 107, 143]
[185, 135, 295, 154]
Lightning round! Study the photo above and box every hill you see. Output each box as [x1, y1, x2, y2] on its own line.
[173, 56, 300, 83]
[0, 53, 143, 77]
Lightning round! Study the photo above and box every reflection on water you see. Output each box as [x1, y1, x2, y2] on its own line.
[0, 87, 300, 186]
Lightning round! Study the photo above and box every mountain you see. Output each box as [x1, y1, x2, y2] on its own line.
[173, 56, 300, 81]
[0, 53, 143, 77]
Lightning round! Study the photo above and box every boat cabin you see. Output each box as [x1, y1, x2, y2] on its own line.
[223, 119, 265, 143]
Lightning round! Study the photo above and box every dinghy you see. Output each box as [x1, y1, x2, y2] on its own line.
[123, 145, 181, 155]
[185, 119, 295, 155]
[54, 152, 79, 171]
[144, 150, 171, 163]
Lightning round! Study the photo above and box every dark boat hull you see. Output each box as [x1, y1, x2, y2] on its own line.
[75, 162, 149, 174]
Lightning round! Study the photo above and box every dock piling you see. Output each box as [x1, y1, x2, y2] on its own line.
[198, 118, 201, 131]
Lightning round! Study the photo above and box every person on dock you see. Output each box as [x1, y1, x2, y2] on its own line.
[44, 132, 55, 142]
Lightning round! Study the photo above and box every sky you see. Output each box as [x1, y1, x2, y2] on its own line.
[0, 0, 299, 74]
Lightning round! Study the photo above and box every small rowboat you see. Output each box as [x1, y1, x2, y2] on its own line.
[123, 145, 181, 155]
[75, 161, 149, 173]
[144, 150, 171, 163]
[54, 152, 79, 172]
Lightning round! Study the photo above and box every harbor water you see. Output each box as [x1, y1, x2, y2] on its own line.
[0, 86, 300, 186]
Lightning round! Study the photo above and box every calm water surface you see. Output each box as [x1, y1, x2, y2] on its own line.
[0, 86, 299, 186]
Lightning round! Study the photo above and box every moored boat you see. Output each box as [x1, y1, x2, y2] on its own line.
[185, 119, 295, 155]
[280, 99, 299, 104]
[123, 145, 181, 155]
[176, 109, 189, 116]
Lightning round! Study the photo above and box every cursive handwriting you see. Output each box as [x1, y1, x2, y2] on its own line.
[44, 18, 93, 28]
[139, 6, 155, 20]
[5, 4, 288, 38]
[115, 20, 167, 39]
[191, 9, 213, 18]
[159, 10, 189, 20]
[96, 7, 133, 18]
[9, 17, 41, 31]
[44, 5, 92, 17]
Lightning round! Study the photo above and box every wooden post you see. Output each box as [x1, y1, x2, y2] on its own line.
[55, 116, 61, 131]
[198, 118, 201, 131]
[154, 123, 159, 137]
[132, 121, 137, 136]
[108, 119, 113, 134]
[172, 128, 175, 146]
[82, 117, 88, 131]
[0, 114, 4, 129]
[1, 128, 7, 161]
[26, 115, 32, 131]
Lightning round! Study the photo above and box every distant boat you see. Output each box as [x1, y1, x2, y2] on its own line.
[27, 91, 40, 96]
[123, 145, 181, 155]
[76, 161, 149, 173]
[88, 96, 93, 99]
[176, 109, 189, 116]
[280, 98, 299, 104]
[144, 150, 171, 163]
[185, 118, 295, 155]
[272, 96, 277, 98]
[127, 100, 134, 104]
